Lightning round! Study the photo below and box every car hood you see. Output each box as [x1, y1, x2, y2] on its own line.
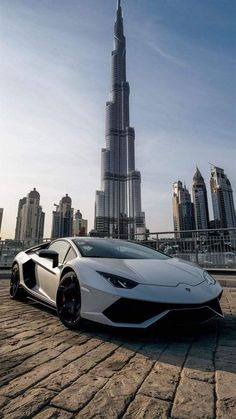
[82, 257, 206, 287]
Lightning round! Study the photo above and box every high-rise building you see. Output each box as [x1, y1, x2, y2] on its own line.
[210, 166, 236, 229]
[15, 188, 45, 243]
[94, 0, 145, 238]
[15, 197, 27, 240]
[173, 181, 195, 235]
[51, 194, 73, 238]
[0, 208, 3, 237]
[73, 210, 88, 237]
[192, 167, 209, 230]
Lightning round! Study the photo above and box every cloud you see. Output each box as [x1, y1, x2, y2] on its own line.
[146, 40, 188, 68]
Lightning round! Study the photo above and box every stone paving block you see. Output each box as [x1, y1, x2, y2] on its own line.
[77, 353, 154, 417]
[0, 395, 10, 409]
[91, 345, 138, 378]
[103, 353, 154, 397]
[215, 361, 236, 374]
[217, 399, 236, 419]
[171, 377, 214, 418]
[216, 347, 236, 364]
[123, 394, 171, 419]
[216, 369, 236, 404]
[182, 355, 215, 383]
[138, 341, 168, 359]
[36, 341, 120, 392]
[76, 394, 131, 419]
[216, 338, 236, 348]
[0, 355, 70, 397]
[139, 369, 178, 401]
[34, 407, 73, 418]
[1, 388, 56, 418]
[155, 343, 190, 369]
[57, 338, 102, 362]
[0, 331, 88, 367]
[0, 348, 62, 387]
[0, 333, 44, 356]
[51, 373, 107, 412]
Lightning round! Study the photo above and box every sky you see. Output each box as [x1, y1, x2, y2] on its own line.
[0, 0, 235, 239]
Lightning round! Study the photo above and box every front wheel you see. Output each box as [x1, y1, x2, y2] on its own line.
[56, 271, 82, 329]
[10, 263, 26, 299]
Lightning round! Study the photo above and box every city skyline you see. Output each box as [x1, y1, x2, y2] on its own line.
[1, 0, 235, 238]
[5, 163, 236, 241]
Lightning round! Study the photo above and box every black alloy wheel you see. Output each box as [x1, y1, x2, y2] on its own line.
[56, 271, 82, 329]
[10, 263, 26, 299]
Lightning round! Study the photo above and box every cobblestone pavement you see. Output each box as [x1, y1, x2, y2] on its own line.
[0, 279, 235, 419]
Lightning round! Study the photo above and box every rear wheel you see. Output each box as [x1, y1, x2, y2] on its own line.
[10, 263, 26, 299]
[56, 271, 82, 329]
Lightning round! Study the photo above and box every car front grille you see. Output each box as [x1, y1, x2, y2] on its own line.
[103, 292, 223, 324]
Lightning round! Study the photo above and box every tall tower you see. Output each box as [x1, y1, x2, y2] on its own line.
[192, 167, 209, 230]
[51, 194, 73, 239]
[15, 197, 27, 240]
[173, 181, 195, 236]
[15, 188, 45, 243]
[73, 210, 88, 237]
[0, 208, 3, 237]
[210, 166, 236, 229]
[94, 0, 145, 238]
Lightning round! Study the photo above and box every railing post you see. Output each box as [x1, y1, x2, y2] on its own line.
[156, 234, 159, 250]
[194, 232, 199, 265]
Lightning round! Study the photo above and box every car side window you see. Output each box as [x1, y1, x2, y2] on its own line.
[48, 241, 70, 265]
[64, 247, 77, 264]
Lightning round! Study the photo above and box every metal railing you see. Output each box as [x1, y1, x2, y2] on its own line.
[134, 228, 236, 270]
[0, 228, 236, 270]
[0, 238, 51, 268]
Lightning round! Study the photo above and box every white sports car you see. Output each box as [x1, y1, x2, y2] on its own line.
[10, 238, 223, 329]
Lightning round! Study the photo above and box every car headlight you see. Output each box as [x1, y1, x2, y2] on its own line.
[203, 271, 216, 285]
[97, 271, 138, 289]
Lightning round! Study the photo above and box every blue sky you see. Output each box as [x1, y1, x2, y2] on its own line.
[0, 0, 235, 238]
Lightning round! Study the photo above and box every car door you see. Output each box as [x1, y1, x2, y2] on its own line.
[35, 240, 72, 304]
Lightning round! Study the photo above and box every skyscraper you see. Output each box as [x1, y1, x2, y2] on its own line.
[210, 166, 236, 229]
[0, 208, 3, 237]
[173, 181, 195, 235]
[73, 210, 88, 237]
[94, 0, 145, 238]
[15, 197, 27, 240]
[51, 194, 73, 238]
[192, 167, 209, 230]
[15, 188, 45, 243]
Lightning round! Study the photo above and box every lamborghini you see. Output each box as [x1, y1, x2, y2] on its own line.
[10, 238, 223, 329]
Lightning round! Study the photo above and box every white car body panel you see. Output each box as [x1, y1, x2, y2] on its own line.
[12, 238, 223, 328]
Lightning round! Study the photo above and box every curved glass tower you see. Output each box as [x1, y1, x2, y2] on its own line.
[95, 0, 146, 238]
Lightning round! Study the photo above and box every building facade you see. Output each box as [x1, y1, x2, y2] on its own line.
[15, 197, 27, 240]
[73, 210, 88, 237]
[173, 181, 195, 236]
[210, 166, 236, 229]
[51, 194, 73, 239]
[0, 208, 3, 237]
[192, 167, 209, 230]
[94, 0, 145, 238]
[15, 188, 45, 243]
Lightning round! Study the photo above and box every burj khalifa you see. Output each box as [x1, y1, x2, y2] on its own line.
[94, 0, 146, 238]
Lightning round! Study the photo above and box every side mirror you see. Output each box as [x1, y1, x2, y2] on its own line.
[38, 249, 59, 268]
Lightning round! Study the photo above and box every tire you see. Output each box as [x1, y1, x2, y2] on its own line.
[56, 271, 82, 329]
[10, 263, 26, 299]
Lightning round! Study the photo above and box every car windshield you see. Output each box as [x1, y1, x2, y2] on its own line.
[72, 239, 170, 260]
